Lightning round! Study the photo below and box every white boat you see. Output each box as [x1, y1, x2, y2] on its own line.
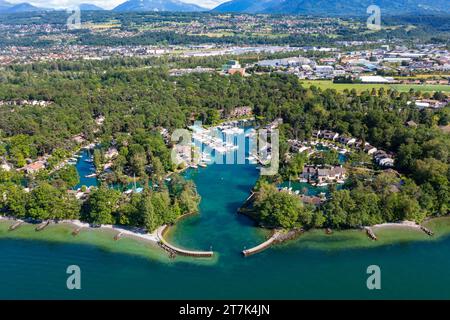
[135, 187, 144, 194]
[85, 173, 97, 178]
[316, 183, 329, 187]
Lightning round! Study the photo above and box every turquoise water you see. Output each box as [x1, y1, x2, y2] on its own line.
[74, 149, 98, 189]
[2, 133, 450, 299]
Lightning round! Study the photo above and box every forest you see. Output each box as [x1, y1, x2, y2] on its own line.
[0, 56, 449, 231]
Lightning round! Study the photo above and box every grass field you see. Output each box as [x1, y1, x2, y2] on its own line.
[300, 80, 450, 93]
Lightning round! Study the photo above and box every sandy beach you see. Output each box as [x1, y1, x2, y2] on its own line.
[1, 216, 160, 243]
[372, 221, 422, 230]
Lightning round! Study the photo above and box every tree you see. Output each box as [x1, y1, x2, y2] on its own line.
[140, 192, 160, 232]
[283, 152, 307, 180]
[128, 144, 146, 177]
[151, 190, 174, 225]
[51, 165, 80, 189]
[254, 182, 308, 229]
[177, 181, 200, 214]
[86, 186, 121, 225]
[0, 184, 28, 218]
[396, 142, 422, 172]
[93, 149, 104, 172]
[324, 190, 356, 228]
[28, 183, 64, 220]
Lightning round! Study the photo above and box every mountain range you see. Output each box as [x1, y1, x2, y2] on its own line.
[0, 1, 46, 13]
[0, 0, 449, 15]
[79, 3, 105, 11]
[113, 0, 206, 12]
[213, 0, 450, 15]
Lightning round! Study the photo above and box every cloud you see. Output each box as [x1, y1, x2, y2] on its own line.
[7, 0, 228, 10]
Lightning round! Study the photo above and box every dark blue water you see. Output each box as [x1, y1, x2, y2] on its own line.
[2, 234, 450, 299]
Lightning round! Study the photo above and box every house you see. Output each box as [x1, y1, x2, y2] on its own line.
[288, 140, 311, 153]
[105, 147, 119, 160]
[374, 150, 395, 167]
[409, 99, 446, 109]
[319, 130, 339, 141]
[24, 160, 46, 174]
[312, 130, 321, 138]
[359, 75, 394, 84]
[338, 136, 357, 146]
[364, 144, 378, 155]
[315, 65, 334, 76]
[300, 165, 347, 184]
[317, 166, 347, 184]
[229, 106, 252, 118]
[378, 158, 395, 167]
[222, 60, 246, 76]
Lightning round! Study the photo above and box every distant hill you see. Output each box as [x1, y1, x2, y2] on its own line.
[114, 0, 206, 12]
[213, 0, 450, 15]
[0, 1, 47, 13]
[0, 0, 12, 11]
[79, 3, 105, 11]
[212, 0, 274, 14]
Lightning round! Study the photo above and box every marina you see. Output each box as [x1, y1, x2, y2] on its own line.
[2, 157, 450, 299]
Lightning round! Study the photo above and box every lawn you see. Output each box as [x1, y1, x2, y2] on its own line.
[300, 80, 450, 93]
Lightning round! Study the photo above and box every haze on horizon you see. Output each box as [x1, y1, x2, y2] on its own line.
[5, 0, 228, 10]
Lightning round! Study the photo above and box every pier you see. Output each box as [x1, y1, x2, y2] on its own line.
[72, 227, 82, 236]
[242, 233, 279, 257]
[365, 227, 378, 240]
[156, 226, 214, 258]
[242, 229, 301, 257]
[9, 221, 23, 231]
[35, 221, 50, 232]
[420, 226, 434, 236]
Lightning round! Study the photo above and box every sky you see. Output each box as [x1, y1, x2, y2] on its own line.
[6, 0, 228, 10]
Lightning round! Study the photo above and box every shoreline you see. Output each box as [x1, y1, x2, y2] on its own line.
[2, 215, 450, 258]
[238, 218, 449, 256]
[372, 221, 422, 230]
[0, 216, 160, 245]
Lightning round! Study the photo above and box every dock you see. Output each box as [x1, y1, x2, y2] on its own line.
[72, 227, 82, 236]
[420, 226, 434, 236]
[9, 221, 23, 231]
[35, 221, 50, 232]
[114, 232, 123, 241]
[157, 226, 214, 258]
[365, 227, 377, 240]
